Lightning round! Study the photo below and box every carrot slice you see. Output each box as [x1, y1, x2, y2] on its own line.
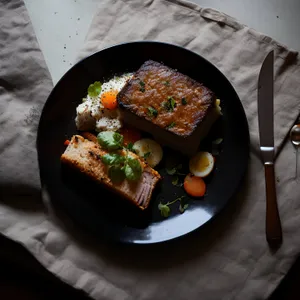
[119, 127, 142, 146]
[184, 173, 206, 197]
[64, 139, 70, 146]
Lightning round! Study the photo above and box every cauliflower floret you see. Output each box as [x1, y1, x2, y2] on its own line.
[75, 101, 96, 131]
[95, 117, 122, 132]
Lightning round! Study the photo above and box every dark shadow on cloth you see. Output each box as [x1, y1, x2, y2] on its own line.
[0, 183, 44, 212]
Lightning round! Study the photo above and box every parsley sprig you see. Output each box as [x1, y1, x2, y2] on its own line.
[139, 80, 145, 92]
[162, 96, 176, 112]
[147, 106, 158, 118]
[87, 81, 102, 97]
[158, 196, 188, 217]
[97, 131, 142, 182]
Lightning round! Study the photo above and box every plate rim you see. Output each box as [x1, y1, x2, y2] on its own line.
[36, 40, 250, 245]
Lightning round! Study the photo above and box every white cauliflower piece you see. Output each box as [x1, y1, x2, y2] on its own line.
[95, 117, 122, 132]
[75, 100, 96, 131]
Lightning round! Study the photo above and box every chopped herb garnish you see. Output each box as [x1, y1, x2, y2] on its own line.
[163, 81, 170, 86]
[126, 142, 135, 152]
[212, 138, 223, 145]
[147, 106, 158, 118]
[166, 122, 176, 129]
[158, 203, 171, 218]
[179, 203, 189, 213]
[181, 97, 187, 105]
[87, 81, 102, 97]
[166, 164, 186, 176]
[158, 196, 187, 218]
[139, 80, 145, 92]
[143, 152, 151, 159]
[172, 175, 179, 186]
[163, 96, 176, 112]
[168, 96, 176, 111]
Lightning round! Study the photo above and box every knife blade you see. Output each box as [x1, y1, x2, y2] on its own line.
[257, 50, 282, 247]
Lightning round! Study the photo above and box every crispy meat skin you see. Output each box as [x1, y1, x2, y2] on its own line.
[61, 135, 161, 210]
[117, 60, 215, 137]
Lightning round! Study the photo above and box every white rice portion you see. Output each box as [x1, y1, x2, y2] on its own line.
[75, 73, 133, 132]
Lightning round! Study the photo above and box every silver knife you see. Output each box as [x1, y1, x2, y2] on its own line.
[258, 50, 282, 247]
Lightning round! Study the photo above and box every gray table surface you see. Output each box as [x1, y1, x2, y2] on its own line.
[24, 0, 300, 85]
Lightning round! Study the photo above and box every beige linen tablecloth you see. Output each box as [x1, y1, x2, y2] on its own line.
[1, 0, 300, 299]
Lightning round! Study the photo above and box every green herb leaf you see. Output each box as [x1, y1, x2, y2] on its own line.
[108, 166, 125, 183]
[212, 138, 223, 145]
[102, 153, 125, 166]
[139, 80, 145, 92]
[147, 107, 158, 118]
[97, 131, 123, 150]
[167, 96, 176, 111]
[179, 203, 189, 213]
[143, 152, 151, 159]
[87, 81, 102, 97]
[124, 157, 142, 181]
[126, 142, 135, 152]
[163, 81, 170, 86]
[158, 203, 171, 218]
[166, 167, 177, 175]
[166, 164, 186, 176]
[172, 175, 179, 186]
[166, 122, 176, 129]
[181, 97, 187, 105]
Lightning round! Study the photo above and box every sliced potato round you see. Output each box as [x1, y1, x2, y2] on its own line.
[189, 151, 215, 178]
[133, 138, 163, 168]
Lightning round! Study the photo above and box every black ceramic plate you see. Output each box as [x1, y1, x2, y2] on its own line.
[37, 41, 249, 244]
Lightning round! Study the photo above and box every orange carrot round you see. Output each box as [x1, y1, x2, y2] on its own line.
[184, 173, 206, 197]
[101, 90, 118, 110]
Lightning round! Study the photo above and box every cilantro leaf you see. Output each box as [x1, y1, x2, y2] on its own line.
[166, 122, 176, 129]
[108, 166, 125, 183]
[212, 138, 223, 145]
[124, 157, 142, 181]
[147, 107, 158, 118]
[172, 175, 179, 186]
[102, 153, 125, 166]
[126, 142, 135, 152]
[158, 203, 171, 218]
[163, 81, 170, 86]
[97, 131, 123, 150]
[179, 203, 189, 213]
[139, 81, 145, 92]
[163, 96, 177, 112]
[87, 81, 102, 97]
[166, 167, 177, 175]
[181, 98, 187, 105]
[167, 96, 176, 111]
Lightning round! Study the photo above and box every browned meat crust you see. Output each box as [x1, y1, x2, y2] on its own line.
[61, 135, 161, 210]
[117, 60, 215, 137]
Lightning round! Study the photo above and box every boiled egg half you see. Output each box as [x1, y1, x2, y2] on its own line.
[189, 151, 215, 178]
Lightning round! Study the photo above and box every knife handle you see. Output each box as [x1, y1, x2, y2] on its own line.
[264, 163, 282, 247]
